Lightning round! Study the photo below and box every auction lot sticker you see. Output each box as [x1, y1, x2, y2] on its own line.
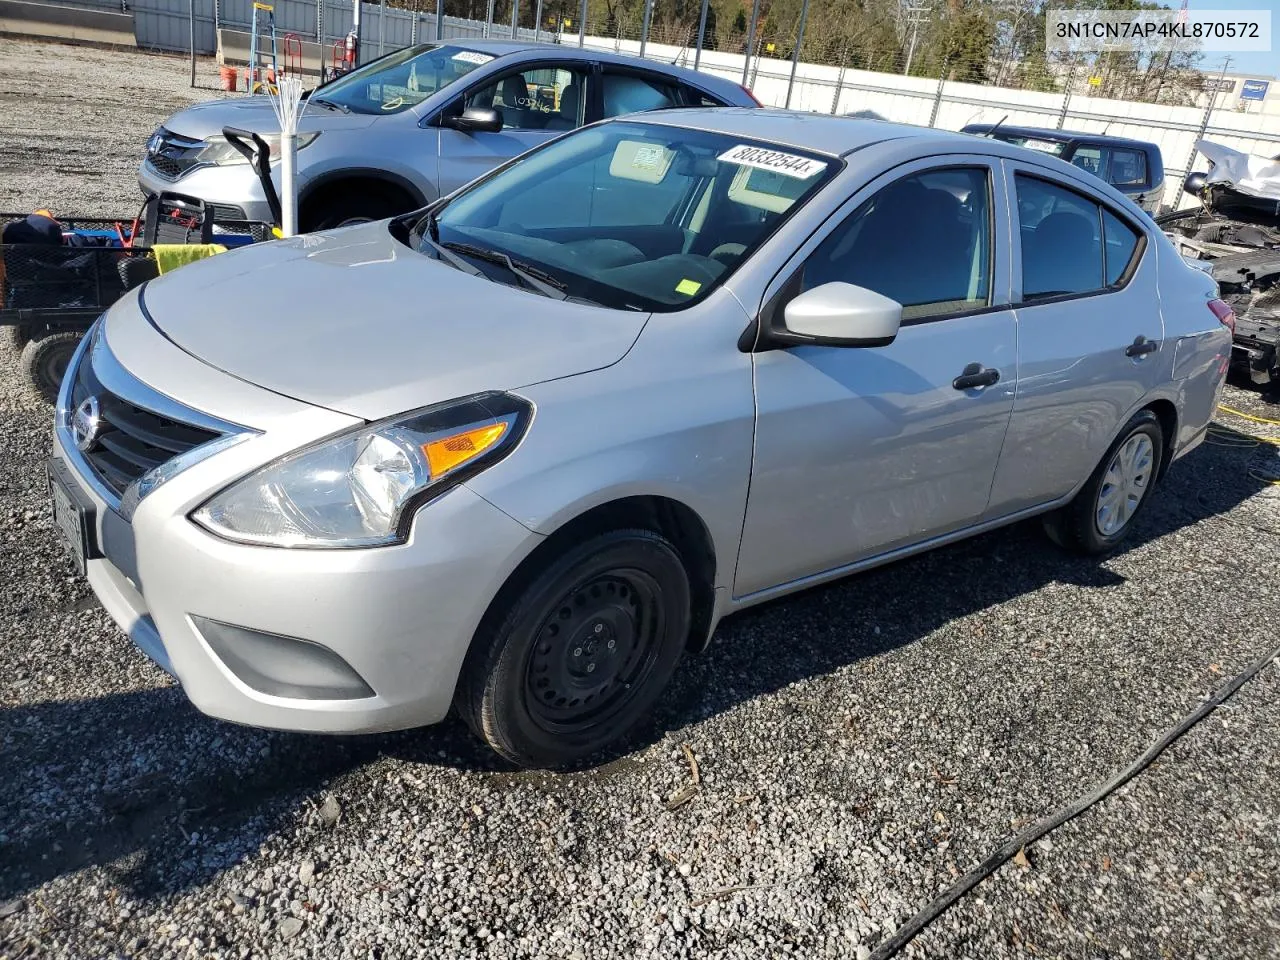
[717, 145, 828, 179]
[452, 50, 495, 64]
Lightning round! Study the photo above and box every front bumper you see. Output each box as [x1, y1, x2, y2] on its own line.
[138, 158, 279, 227]
[56, 316, 541, 734]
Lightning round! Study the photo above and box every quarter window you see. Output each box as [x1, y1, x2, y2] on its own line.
[464, 65, 587, 131]
[1108, 148, 1147, 187]
[1016, 175, 1142, 299]
[798, 167, 992, 320]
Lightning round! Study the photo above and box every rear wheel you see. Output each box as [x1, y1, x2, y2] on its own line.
[1042, 410, 1164, 555]
[456, 529, 691, 769]
[20, 329, 82, 403]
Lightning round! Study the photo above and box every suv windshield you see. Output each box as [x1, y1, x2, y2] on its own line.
[314, 44, 496, 115]
[421, 121, 839, 311]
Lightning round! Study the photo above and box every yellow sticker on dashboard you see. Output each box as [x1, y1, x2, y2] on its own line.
[676, 278, 702, 296]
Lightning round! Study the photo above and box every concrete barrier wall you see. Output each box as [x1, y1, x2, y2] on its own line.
[0, 0, 135, 46]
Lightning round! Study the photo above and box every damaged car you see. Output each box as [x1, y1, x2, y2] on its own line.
[1164, 140, 1280, 388]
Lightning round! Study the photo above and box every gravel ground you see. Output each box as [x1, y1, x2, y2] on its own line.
[3, 37, 1280, 960]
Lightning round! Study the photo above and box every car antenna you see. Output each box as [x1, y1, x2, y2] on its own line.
[983, 114, 1009, 138]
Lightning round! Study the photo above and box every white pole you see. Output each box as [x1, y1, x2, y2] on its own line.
[268, 76, 307, 237]
[281, 133, 298, 236]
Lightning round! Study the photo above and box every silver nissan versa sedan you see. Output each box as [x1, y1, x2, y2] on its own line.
[54, 110, 1232, 768]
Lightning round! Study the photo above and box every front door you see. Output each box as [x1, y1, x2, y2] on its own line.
[985, 165, 1164, 516]
[436, 63, 592, 196]
[735, 160, 1018, 597]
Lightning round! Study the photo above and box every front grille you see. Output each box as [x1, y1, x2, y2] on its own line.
[144, 128, 206, 182]
[208, 202, 247, 221]
[71, 350, 220, 498]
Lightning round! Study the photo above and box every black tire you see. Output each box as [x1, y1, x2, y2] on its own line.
[21, 330, 82, 403]
[456, 529, 692, 769]
[304, 189, 411, 232]
[1042, 409, 1164, 555]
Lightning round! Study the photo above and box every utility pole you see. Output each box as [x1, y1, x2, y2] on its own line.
[784, 0, 809, 109]
[639, 0, 653, 57]
[577, 0, 585, 46]
[511, 0, 519, 38]
[434, 0, 442, 42]
[902, 2, 929, 75]
[484, 0, 494, 37]
[694, 0, 709, 70]
[741, 0, 760, 86]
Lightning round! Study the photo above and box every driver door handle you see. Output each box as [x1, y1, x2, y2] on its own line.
[1125, 335, 1160, 358]
[952, 362, 1001, 391]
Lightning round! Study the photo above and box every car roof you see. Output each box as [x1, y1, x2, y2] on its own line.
[961, 123, 1158, 151]
[439, 40, 749, 97]
[622, 107, 966, 157]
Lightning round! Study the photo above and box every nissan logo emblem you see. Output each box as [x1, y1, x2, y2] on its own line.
[71, 396, 102, 453]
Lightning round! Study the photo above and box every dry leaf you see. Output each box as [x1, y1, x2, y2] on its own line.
[732, 794, 756, 805]
[666, 782, 699, 810]
[682, 744, 700, 785]
[471, 804, 483, 817]
[1101, 855, 1112, 872]
[1013, 847, 1031, 870]
[933, 810, 948, 825]
[1209, 663, 1223, 674]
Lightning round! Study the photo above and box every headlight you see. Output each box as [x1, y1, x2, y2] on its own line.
[198, 132, 321, 166]
[192, 392, 531, 548]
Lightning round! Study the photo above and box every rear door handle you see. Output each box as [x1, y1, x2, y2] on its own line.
[952, 362, 1001, 391]
[1125, 336, 1160, 358]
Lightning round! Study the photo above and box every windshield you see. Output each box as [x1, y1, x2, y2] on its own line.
[315, 44, 496, 115]
[422, 121, 839, 311]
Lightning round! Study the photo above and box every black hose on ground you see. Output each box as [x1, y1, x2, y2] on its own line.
[869, 639, 1280, 960]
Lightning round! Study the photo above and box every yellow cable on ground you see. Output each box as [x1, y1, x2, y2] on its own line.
[1218, 404, 1280, 428]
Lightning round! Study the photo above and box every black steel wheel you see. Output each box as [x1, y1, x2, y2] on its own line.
[456, 528, 691, 769]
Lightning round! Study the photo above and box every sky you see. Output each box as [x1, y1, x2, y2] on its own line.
[1166, 0, 1280, 76]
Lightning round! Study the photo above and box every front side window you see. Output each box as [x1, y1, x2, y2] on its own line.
[425, 122, 838, 311]
[1016, 175, 1141, 298]
[463, 65, 587, 131]
[601, 71, 680, 118]
[797, 167, 992, 320]
[315, 44, 493, 115]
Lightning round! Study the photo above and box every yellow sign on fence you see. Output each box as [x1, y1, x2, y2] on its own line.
[1088, 75, 1102, 87]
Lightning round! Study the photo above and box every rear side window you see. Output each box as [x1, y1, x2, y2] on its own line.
[1016, 175, 1142, 299]
[680, 84, 728, 107]
[601, 71, 680, 118]
[1108, 148, 1148, 187]
[800, 167, 991, 320]
[1103, 209, 1140, 284]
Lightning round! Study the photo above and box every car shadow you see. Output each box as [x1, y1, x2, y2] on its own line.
[0, 429, 1272, 903]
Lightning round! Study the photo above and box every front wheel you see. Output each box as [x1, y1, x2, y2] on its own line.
[455, 529, 692, 769]
[1042, 409, 1164, 555]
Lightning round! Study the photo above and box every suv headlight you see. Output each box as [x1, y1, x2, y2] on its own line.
[192, 393, 531, 548]
[198, 132, 321, 166]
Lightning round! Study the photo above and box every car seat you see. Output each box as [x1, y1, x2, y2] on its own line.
[1024, 211, 1101, 295]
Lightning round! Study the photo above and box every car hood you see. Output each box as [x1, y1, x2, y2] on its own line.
[162, 96, 375, 140]
[139, 222, 649, 420]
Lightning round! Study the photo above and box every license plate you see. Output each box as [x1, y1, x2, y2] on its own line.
[48, 458, 97, 575]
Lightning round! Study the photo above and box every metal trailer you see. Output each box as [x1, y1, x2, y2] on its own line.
[2, 131, 281, 402]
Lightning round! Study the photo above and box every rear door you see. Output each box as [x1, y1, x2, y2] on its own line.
[985, 163, 1163, 516]
[735, 157, 1018, 597]
[436, 60, 594, 196]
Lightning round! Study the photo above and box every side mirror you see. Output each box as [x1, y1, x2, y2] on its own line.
[444, 107, 503, 134]
[1183, 171, 1208, 197]
[779, 282, 902, 347]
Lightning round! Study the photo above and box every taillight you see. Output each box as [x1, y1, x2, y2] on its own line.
[739, 84, 762, 106]
[1208, 298, 1236, 334]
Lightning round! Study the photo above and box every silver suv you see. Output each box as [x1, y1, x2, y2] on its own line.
[139, 40, 759, 230]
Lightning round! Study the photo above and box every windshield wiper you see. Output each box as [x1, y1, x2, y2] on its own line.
[310, 97, 349, 113]
[441, 241, 568, 300]
[412, 210, 486, 278]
